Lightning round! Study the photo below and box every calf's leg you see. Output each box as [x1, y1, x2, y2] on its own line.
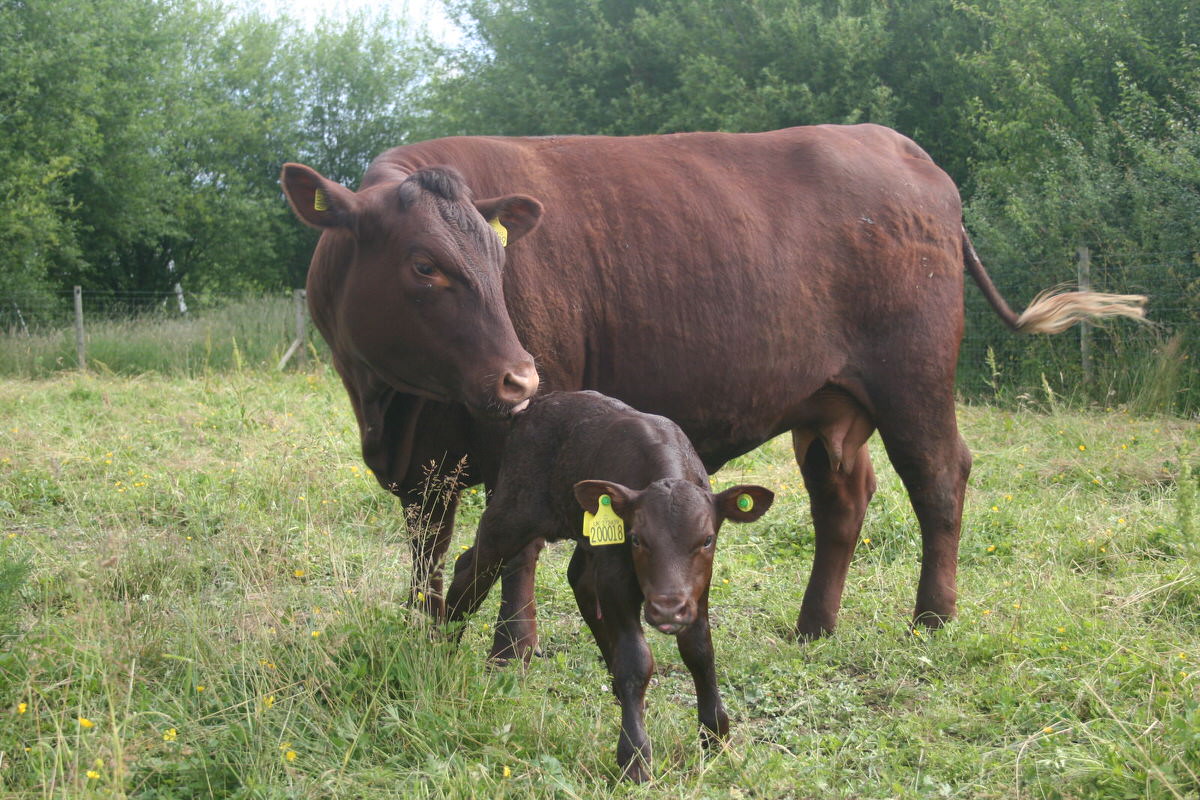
[444, 541, 505, 625]
[596, 569, 654, 782]
[567, 546, 613, 668]
[793, 439, 876, 639]
[490, 538, 545, 663]
[674, 593, 728, 746]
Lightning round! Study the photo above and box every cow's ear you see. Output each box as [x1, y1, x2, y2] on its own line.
[715, 485, 774, 523]
[574, 480, 639, 519]
[281, 163, 358, 230]
[475, 195, 544, 244]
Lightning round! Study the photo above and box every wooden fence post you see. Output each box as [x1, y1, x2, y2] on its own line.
[277, 289, 308, 371]
[73, 285, 86, 371]
[1077, 246, 1092, 386]
[293, 288, 307, 368]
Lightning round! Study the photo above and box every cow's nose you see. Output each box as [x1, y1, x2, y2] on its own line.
[496, 360, 539, 410]
[645, 594, 692, 634]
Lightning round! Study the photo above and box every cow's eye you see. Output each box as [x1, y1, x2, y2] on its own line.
[629, 534, 641, 548]
[413, 260, 436, 278]
[703, 535, 714, 549]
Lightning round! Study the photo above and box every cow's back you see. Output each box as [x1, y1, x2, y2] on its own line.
[346, 125, 967, 468]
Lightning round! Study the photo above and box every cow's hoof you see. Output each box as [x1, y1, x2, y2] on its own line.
[793, 618, 835, 643]
[912, 608, 954, 631]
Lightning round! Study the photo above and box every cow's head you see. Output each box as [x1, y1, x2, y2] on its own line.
[281, 162, 543, 416]
[573, 479, 774, 634]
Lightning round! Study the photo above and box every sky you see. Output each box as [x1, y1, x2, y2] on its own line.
[246, 0, 464, 44]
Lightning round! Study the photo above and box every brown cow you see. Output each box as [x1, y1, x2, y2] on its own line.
[444, 390, 774, 781]
[281, 124, 1145, 661]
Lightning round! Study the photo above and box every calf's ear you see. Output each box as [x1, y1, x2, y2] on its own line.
[475, 195, 544, 244]
[715, 485, 775, 523]
[281, 163, 358, 230]
[573, 480, 639, 518]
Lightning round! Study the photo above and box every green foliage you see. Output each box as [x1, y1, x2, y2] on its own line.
[0, 0, 429, 301]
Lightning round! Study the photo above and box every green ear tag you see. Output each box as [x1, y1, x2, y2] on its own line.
[583, 494, 624, 546]
[489, 217, 508, 247]
[313, 188, 328, 212]
[736, 493, 754, 513]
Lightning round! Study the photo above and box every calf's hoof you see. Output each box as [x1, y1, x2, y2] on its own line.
[619, 758, 651, 784]
[699, 720, 730, 749]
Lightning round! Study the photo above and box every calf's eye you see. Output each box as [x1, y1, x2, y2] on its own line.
[703, 535, 714, 548]
[629, 534, 641, 548]
[413, 260, 436, 277]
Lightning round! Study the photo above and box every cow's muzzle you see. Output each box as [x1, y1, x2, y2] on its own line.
[494, 360, 539, 413]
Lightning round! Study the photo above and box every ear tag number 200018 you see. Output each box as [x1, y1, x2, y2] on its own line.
[583, 495, 625, 546]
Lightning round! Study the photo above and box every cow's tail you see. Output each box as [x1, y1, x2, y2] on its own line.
[961, 228, 1147, 334]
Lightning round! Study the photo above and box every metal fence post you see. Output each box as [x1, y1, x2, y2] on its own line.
[73, 286, 86, 371]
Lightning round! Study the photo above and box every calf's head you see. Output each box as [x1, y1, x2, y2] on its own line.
[281, 162, 543, 416]
[574, 479, 774, 634]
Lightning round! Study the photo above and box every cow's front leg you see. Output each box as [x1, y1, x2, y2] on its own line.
[490, 538, 545, 664]
[403, 485, 461, 618]
[675, 593, 728, 747]
[603, 599, 654, 782]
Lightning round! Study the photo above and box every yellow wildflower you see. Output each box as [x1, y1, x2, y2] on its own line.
[163, 728, 178, 742]
[285, 750, 297, 762]
[17, 702, 26, 714]
[86, 770, 100, 779]
[78, 717, 95, 728]
[502, 765, 512, 778]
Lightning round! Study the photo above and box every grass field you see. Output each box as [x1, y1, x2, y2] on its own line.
[0, 371, 1197, 799]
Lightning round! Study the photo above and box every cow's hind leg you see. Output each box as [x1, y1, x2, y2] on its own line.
[793, 437, 876, 639]
[872, 390, 972, 629]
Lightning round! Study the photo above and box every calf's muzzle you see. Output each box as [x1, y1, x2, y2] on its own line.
[644, 593, 695, 635]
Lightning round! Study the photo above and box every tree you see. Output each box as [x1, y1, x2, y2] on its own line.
[0, 0, 430, 299]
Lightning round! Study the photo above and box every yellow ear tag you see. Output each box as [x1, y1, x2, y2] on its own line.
[313, 188, 328, 212]
[489, 217, 508, 247]
[583, 494, 625, 546]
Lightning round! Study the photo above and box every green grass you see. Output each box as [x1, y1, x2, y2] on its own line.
[0, 372, 1197, 799]
[0, 297, 324, 378]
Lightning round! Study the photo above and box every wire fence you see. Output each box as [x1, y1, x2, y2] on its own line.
[2, 250, 1197, 413]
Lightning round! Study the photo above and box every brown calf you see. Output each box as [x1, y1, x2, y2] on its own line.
[444, 391, 773, 781]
